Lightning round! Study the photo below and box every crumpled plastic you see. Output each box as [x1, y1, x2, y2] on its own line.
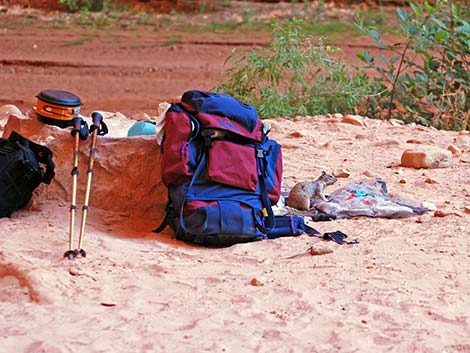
[311, 178, 429, 219]
[155, 102, 171, 145]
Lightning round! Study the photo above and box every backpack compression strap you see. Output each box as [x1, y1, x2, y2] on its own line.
[256, 145, 275, 234]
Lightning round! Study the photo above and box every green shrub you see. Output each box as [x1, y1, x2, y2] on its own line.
[59, 0, 109, 13]
[216, 18, 373, 119]
[356, 0, 470, 130]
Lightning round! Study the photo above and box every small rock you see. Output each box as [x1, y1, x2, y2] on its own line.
[401, 147, 453, 169]
[464, 206, 470, 214]
[342, 114, 365, 127]
[447, 144, 461, 156]
[266, 120, 286, 134]
[434, 210, 463, 217]
[362, 170, 375, 177]
[394, 168, 404, 175]
[307, 246, 333, 256]
[288, 131, 303, 138]
[399, 178, 407, 184]
[373, 139, 400, 147]
[386, 162, 401, 168]
[355, 134, 367, 140]
[422, 202, 437, 211]
[281, 143, 300, 150]
[249, 278, 264, 286]
[389, 119, 405, 126]
[129, 112, 152, 121]
[333, 168, 351, 178]
[68, 264, 81, 276]
[424, 178, 438, 184]
[406, 139, 423, 144]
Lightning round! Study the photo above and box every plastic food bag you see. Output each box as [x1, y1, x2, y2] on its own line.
[311, 178, 429, 219]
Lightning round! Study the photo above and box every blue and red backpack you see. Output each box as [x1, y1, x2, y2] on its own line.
[153, 90, 349, 246]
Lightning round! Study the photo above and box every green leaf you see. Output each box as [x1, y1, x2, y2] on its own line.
[455, 23, 470, 35]
[429, 59, 441, 70]
[408, 23, 418, 35]
[424, 1, 436, 15]
[432, 18, 446, 29]
[379, 54, 389, 65]
[410, 2, 422, 17]
[397, 8, 409, 23]
[435, 31, 448, 42]
[372, 39, 386, 49]
[357, 50, 374, 64]
[390, 55, 401, 64]
[368, 29, 381, 41]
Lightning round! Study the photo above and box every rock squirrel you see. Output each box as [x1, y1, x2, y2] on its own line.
[287, 171, 337, 210]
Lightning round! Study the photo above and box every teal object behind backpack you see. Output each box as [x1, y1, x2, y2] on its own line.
[127, 120, 156, 137]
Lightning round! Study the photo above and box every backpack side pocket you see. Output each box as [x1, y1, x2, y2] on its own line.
[161, 107, 200, 186]
[206, 140, 258, 191]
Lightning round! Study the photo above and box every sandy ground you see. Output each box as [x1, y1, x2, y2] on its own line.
[2, 106, 470, 353]
[1, 3, 470, 353]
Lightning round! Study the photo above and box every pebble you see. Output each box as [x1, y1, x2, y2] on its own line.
[424, 178, 438, 184]
[389, 119, 405, 126]
[333, 168, 350, 178]
[288, 131, 303, 138]
[307, 246, 334, 256]
[422, 202, 437, 211]
[68, 265, 81, 276]
[342, 114, 366, 127]
[401, 147, 453, 169]
[249, 278, 264, 286]
[447, 144, 461, 156]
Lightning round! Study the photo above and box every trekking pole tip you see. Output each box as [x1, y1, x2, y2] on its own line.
[77, 249, 87, 258]
[64, 249, 78, 261]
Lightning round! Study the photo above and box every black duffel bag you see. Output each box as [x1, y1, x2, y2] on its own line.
[0, 131, 55, 217]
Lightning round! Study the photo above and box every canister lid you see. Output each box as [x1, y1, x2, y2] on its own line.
[36, 89, 82, 106]
[127, 120, 156, 137]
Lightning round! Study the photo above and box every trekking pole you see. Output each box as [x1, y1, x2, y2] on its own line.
[75, 112, 108, 258]
[64, 117, 89, 260]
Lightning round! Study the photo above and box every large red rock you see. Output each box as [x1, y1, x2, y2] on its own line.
[2, 109, 166, 229]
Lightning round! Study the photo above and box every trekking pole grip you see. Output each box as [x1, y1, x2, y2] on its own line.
[91, 111, 108, 136]
[71, 116, 89, 140]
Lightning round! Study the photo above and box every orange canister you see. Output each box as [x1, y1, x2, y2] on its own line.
[35, 89, 82, 128]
